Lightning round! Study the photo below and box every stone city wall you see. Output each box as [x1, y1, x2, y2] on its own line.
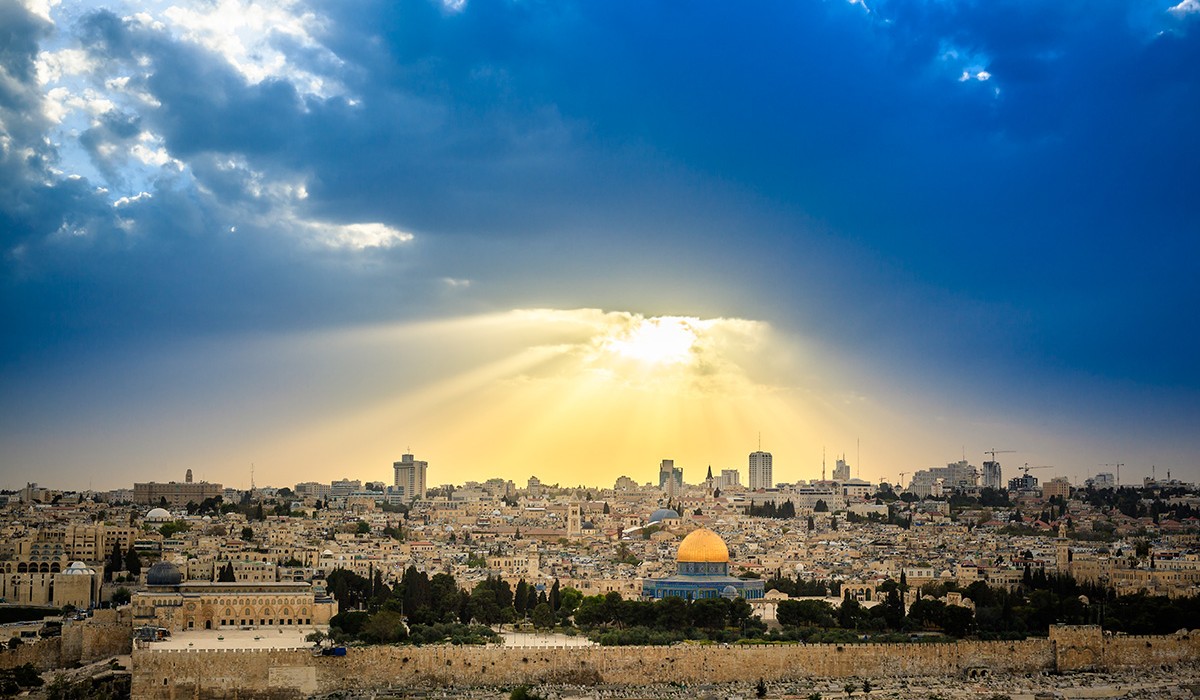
[131, 637, 1061, 699]
[0, 609, 131, 671]
[130, 627, 1200, 699]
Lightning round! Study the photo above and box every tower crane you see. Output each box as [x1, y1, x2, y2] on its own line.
[898, 472, 909, 489]
[980, 449, 1016, 487]
[1020, 463, 1053, 475]
[1101, 463, 1125, 487]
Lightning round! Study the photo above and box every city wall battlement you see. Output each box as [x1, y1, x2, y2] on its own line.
[130, 626, 1199, 699]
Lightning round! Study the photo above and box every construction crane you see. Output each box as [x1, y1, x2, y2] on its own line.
[1101, 463, 1125, 487]
[1020, 463, 1053, 475]
[978, 449, 1016, 487]
[898, 472, 909, 489]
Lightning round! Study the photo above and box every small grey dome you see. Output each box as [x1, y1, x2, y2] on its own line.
[146, 561, 183, 586]
[648, 508, 680, 523]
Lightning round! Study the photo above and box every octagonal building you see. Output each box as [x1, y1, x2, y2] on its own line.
[641, 527, 765, 600]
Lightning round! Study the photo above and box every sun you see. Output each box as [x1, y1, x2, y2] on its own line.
[602, 317, 699, 366]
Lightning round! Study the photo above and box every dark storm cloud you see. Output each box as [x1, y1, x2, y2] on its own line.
[2, 0, 1199, 411]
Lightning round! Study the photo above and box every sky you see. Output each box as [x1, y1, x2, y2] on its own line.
[1, 0, 1199, 492]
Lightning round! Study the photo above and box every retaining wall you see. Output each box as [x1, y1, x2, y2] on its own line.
[129, 625, 1200, 699]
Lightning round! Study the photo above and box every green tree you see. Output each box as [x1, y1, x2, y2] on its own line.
[514, 579, 530, 616]
[360, 610, 407, 644]
[756, 678, 767, 698]
[305, 630, 327, 648]
[559, 587, 583, 618]
[107, 541, 123, 581]
[777, 599, 835, 628]
[689, 597, 729, 630]
[240, 526, 254, 541]
[111, 587, 132, 605]
[531, 602, 555, 629]
[123, 547, 142, 577]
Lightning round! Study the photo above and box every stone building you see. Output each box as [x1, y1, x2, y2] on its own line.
[134, 470, 223, 506]
[131, 562, 336, 631]
[641, 527, 765, 600]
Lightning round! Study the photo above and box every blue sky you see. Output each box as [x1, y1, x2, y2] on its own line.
[2, 0, 1198, 489]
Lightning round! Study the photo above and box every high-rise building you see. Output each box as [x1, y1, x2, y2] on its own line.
[658, 459, 683, 499]
[832, 457, 850, 482]
[982, 461, 1003, 490]
[748, 451, 773, 490]
[393, 454, 428, 501]
[718, 469, 741, 488]
[908, 460, 977, 497]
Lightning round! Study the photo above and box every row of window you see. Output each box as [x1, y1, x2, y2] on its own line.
[185, 618, 312, 629]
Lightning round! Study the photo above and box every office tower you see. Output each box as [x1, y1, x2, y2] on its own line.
[658, 459, 683, 499]
[832, 457, 850, 482]
[748, 451, 773, 490]
[982, 460, 1003, 490]
[393, 453, 428, 501]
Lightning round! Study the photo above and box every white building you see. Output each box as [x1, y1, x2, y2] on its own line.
[832, 457, 851, 482]
[393, 454, 428, 501]
[749, 451, 773, 490]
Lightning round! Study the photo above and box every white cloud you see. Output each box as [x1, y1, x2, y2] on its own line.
[442, 277, 472, 288]
[113, 191, 152, 207]
[156, 0, 347, 98]
[1169, 0, 1200, 15]
[21, 0, 60, 22]
[36, 49, 94, 86]
[308, 222, 414, 250]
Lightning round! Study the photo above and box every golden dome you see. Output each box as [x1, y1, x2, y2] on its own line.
[676, 527, 730, 563]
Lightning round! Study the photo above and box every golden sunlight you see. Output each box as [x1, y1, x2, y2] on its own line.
[125, 309, 919, 488]
[601, 316, 700, 366]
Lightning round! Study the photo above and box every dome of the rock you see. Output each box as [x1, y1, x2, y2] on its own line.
[676, 527, 730, 563]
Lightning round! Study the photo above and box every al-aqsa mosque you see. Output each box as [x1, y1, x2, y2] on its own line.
[641, 527, 765, 600]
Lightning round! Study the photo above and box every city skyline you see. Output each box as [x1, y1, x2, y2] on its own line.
[3, 1, 1200, 490]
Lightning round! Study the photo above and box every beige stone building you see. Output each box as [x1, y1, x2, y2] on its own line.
[131, 562, 336, 631]
[134, 470, 223, 506]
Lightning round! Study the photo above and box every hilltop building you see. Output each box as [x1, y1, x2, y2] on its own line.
[748, 451, 773, 490]
[134, 470, 222, 506]
[908, 460, 977, 497]
[982, 460, 1004, 490]
[131, 562, 336, 632]
[659, 459, 683, 500]
[641, 527, 765, 600]
[832, 457, 851, 482]
[393, 454, 428, 501]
